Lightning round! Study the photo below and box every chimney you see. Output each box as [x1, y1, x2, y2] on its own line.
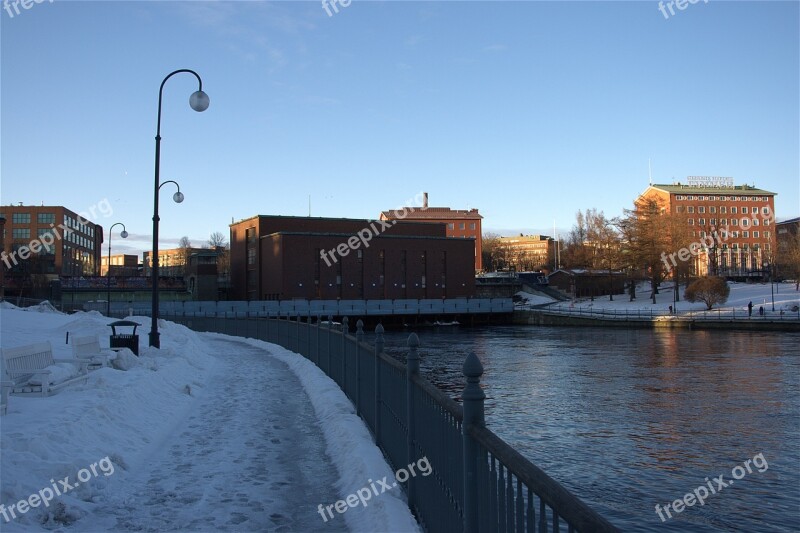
[423, 192, 428, 209]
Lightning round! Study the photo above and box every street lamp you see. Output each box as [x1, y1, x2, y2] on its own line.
[150, 69, 209, 348]
[106, 223, 128, 317]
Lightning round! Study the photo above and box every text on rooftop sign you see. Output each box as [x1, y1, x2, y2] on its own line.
[685, 176, 734, 188]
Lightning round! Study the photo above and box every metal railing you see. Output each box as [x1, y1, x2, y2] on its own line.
[167, 314, 618, 533]
[541, 304, 800, 321]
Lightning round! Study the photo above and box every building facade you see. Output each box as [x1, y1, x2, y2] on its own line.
[143, 247, 207, 278]
[0, 205, 104, 277]
[495, 235, 555, 272]
[100, 254, 139, 277]
[637, 180, 777, 278]
[229, 215, 476, 301]
[380, 193, 483, 271]
[776, 217, 799, 279]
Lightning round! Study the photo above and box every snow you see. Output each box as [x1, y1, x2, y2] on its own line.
[544, 281, 800, 315]
[0, 307, 420, 532]
[514, 291, 557, 307]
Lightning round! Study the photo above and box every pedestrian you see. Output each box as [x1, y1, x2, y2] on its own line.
[759, 306, 764, 316]
[748, 301, 753, 317]
[669, 305, 673, 315]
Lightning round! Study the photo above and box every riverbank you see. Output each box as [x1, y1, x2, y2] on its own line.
[513, 309, 800, 331]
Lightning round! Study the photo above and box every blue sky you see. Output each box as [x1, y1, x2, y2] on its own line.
[2, 1, 798, 256]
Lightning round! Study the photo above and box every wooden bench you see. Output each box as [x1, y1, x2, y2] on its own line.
[1, 341, 89, 397]
[71, 335, 114, 370]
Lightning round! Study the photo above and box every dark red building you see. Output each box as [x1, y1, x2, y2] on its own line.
[230, 215, 476, 301]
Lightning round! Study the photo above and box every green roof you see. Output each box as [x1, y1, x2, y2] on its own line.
[650, 184, 776, 195]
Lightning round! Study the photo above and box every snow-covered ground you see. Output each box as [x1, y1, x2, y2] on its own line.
[533, 281, 800, 316]
[0, 304, 420, 532]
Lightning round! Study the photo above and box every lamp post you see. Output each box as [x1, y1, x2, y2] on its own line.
[150, 69, 209, 348]
[106, 223, 128, 317]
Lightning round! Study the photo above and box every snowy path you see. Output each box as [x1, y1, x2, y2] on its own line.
[74, 337, 347, 532]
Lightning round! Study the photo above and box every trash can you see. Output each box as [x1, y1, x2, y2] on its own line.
[109, 320, 141, 356]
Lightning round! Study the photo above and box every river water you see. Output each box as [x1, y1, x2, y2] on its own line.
[380, 325, 800, 532]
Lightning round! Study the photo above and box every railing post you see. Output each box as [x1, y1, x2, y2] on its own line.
[406, 333, 420, 510]
[316, 314, 322, 367]
[342, 316, 349, 393]
[327, 314, 333, 374]
[356, 319, 364, 416]
[462, 352, 485, 533]
[374, 323, 384, 447]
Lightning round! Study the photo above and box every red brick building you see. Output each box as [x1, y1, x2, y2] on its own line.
[637, 179, 777, 277]
[380, 193, 483, 271]
[229, 215, 475, 301]
[0, 205, 104, 276]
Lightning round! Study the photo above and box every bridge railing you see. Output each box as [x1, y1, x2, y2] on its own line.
[167, 314, 618, 533]
[541, 304, 800, 321]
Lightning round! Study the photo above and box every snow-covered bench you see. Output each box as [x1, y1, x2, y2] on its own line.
[1, 341, 89, 397]
[71, 335, 114, 370]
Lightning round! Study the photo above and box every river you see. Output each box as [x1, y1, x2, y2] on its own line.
[380, 325, 800, 532]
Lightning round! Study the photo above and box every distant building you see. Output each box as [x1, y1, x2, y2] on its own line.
[143, 247, 206, 278]
[186, 251, 221, 301]
[548, 269, 626, 299]
[495, 235, 555, 272]
[0, 205, 104, 276]
[776, 217, 799, 279]
[100, 254, 139, 277]
[380, 193, 483, 271]
[229, 215, 475, 301]
[637, 179, 777, 278]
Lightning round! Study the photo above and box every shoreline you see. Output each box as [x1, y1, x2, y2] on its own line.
[512, 309, 800, 332]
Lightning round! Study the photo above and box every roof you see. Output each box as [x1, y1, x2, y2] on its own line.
[648, 184, 777, 195]
[261, 231, 474, 242]
[776, 217, 800, 226]
[381, 207, 482, 220]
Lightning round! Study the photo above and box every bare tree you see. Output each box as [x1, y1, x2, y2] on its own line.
[684, 276, 730, 310]
[208, 232, 227, 249]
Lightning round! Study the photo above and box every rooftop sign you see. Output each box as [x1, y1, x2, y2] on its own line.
[685, 176, 734, 188]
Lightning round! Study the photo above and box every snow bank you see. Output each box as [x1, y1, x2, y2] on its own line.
[0, 309, 219, 531]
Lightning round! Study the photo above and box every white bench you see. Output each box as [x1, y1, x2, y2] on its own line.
[71, 335, 114, 370]
[1, 341, 89, 397]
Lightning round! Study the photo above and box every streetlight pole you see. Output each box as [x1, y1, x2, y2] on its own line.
[107, 223, 128, 317]
[150, 69, 209, 348]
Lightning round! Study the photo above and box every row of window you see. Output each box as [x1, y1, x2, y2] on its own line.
[677, 206, 771, 216]
[63, 215, 95, 238]
[447, 222, 477, 231]
[675, 195, 770, 202]
[688, 237, 771, 251]
[693, 229, 769, 239]
[687, 218, 771, 231]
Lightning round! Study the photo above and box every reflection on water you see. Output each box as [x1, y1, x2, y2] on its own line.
[380, 326, 800, 532]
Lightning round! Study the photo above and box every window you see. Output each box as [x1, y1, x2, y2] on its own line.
[12, 213, 30, 224]
[698, 206, 706, 213]
[764, 219, 770, 226]
[731, 219, 738, 226]
[741, 218, 749, 227]
[720, 206, 727, 214]
[447, 223, 454, 230]
[710, 219, 717, 226]
[699, 218, 706, 225]
[732, 231, 739, 238]
[764, 231, 770, 239]
[720, 219, 728, 226]
[710, 206, 716, 213]
[470, 222, 476, 230]
[687, 206, 695, 213]
[753, 231, 759, 238]
[731, 207, 737, 214]
[459, 222, 465, 230]
[12, 228, 30, 239]
[676, 206, 685, 213]
[743, 231, 749, 238]
[688, 219, 694, 225]
[752, 219, 759, 226]
[37, 213, 55, 224]
[742, 207, 748, 214]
